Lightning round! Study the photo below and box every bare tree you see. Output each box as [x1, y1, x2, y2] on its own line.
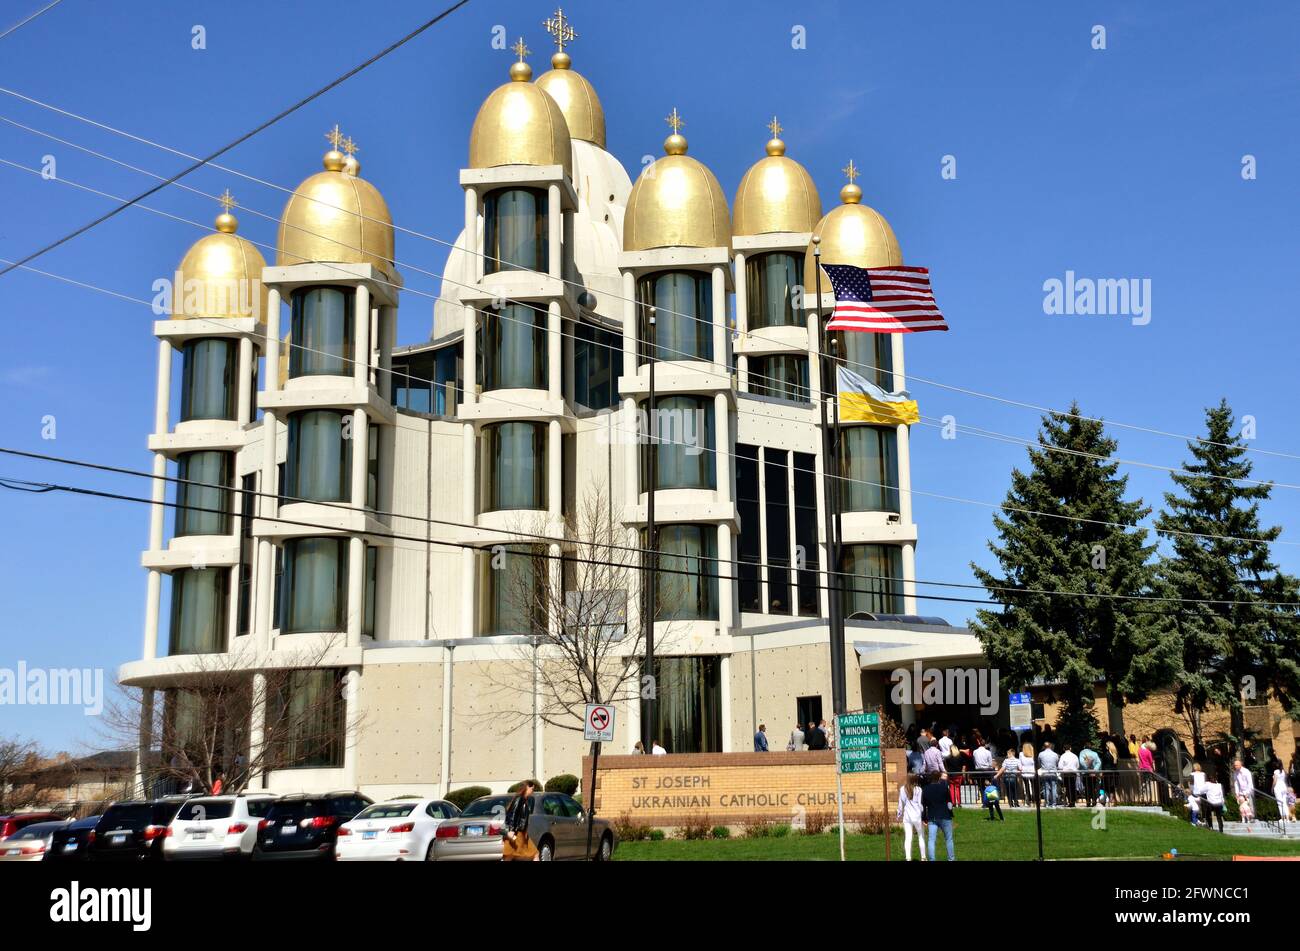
[100, 639, 366, 796]
[0, 736, 57, 812]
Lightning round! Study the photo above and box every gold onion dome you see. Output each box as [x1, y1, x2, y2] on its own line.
[623, 109, 731, 251]
[469, 39, 573, 176]
[276, 126, 395, 279]
[535, 9, 605, 148]
[733, 117, 822, 236]
[805, 160, 901, 284]
[174, 190, 269, 324]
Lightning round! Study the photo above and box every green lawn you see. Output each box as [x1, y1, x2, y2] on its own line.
[614, 808, 1300, 861]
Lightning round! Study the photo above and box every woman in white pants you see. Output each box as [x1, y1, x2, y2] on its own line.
[897, 773, 927, 861]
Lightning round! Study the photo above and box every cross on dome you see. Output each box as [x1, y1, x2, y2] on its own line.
[543, 8, 577, 51]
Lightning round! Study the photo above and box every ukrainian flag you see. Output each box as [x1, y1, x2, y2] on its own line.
[836, 365, 919, 425]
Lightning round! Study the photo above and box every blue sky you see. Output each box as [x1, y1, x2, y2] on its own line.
[1, 0, 1298, 751]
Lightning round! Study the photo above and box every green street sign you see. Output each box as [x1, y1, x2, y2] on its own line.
[836, 712, 879, 729]
[839, 748, 882, 772]
[840, 758, 880, 774]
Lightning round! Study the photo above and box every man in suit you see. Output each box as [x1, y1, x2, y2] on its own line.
[788, 723, 806, 751]
[753, 724, 769, 752]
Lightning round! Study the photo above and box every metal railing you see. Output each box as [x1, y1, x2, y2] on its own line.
[924, 768, 1176, 809]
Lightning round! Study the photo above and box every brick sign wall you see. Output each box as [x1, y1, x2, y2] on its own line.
[582, 750, 906, 827]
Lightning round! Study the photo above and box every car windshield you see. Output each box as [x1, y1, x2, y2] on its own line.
[266, 801, 321, 822]
[461, 796, 512, 818]
[10, 822, 64, 839]
[178, 801, 234, 821]
[354, 803, 416, 820]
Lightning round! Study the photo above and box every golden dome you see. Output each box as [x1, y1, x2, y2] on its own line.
[468, 45, 573, 176]
[805, 165, 901, 285]
[536, 51, 605, 148]
[623, 112, 730, 251]
[173, 199, 269, 325]
[276, 134, 395, 280]
[733, 120, 822, 236]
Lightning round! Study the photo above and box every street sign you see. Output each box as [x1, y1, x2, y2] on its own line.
[583, 703, 615, 742]
[835, 712, 881, 772]
[1009, 692, 1033, 732]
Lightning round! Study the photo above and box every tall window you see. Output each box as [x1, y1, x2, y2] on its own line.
[640, 396, 715, 491]
[646, 524, 718, 621]
[833, 330, 894, 392]
[746, 252, 803, 329]
[793, 452, 820, 616]
[651, 656, 721, 753]
[366, 423, 380, 510]
[735, 444, 761, 613]
[286, 410, 350, 503]
[765, 450, 791, 615]
[839, 544, 904, 618]
[179, 338, 237, 421]
[280, 537, 347, 634]
[289, 287, 353, 378]
[363, 546, 377, 638]
[482, 422, 546, 512]
[637, 271, 712, 364]
[839, 426, 900, 513]
[175, 451, 232, 536]
[270, 669, 345, 769]
[392, 344, 461, 416]
[169, 567, 228, 655]
[484, 187, 547, 274]
[480, 303, 547, 391]
[749, 354, 810, 403]
[480, 544, 547, 636]
[574, 321, 623, 410]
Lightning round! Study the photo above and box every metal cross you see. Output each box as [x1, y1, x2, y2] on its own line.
[665, 108, 684, 134]
[543, 8, 576, 51]
[512, 37, 530, 61]
[842, 159, 860, 183]
[342, 136, 358, 156]
[767, 116, 783, 139]
[217, 189, 236, 213]
[325, 124, 345, 150]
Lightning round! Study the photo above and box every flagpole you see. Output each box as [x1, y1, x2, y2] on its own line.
[814, 237, 847, 718]
[642, 305, 657, 754]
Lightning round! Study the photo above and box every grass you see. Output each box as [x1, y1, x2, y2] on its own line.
[614, 808, 1300, 861]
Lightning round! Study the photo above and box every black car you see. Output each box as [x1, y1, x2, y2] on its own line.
[87, 799, 190, 862]
[44, 815, 101, 862]
[252, 792, 371, 861]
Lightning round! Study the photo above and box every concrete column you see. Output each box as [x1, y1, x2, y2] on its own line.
[255, 538, 274, 650]
[623, 398, 638, 510]
[135, 687, 155, 796]
[621, 270, 637, 374]
[354, 285, 370, 387]
[460, 547, 475, 638]
[465, 186, 481, 281]
[562, 313, 575, 406]
[350, 409, 368, 508]
[896, 422, 914, 525]
[265, 288, 281, 393]
[462, 422, 476, 521]
[734, 251, 749, 392]
[547, 542, 562, 640]
[342, 666, 361, 789]
[718, 522, 735, 632]
[440, 647, 454, 792]
[901, 542, 918, 615]
[711, 265, 726, 373]
[719, 654, 733, 753]
[237, 336, 253, 424]
[807, 309, 824, 405]
[144, 339, 172, 662]
[462, 304, 477, 405]
[143, 569, 163, 661]
[347, 536, 365, 647]
[713, 390, 730, 500]
[547, 183, 562, 278]
[548, 419, 562, 521]
[547, 300, 562, 401]
[247, 671, 267, 790]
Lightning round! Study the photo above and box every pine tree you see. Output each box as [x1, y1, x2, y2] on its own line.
[971, 404, 1180, 747]
[1155, 400, 1300, 754]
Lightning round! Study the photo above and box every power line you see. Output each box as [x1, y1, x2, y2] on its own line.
[3, 85, 1297, 465]
[0, 0, 471, 278]
[0, 0, 61, 41]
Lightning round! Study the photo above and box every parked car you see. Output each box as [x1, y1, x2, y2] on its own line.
[0, 812, 64, 839]
[87, 799, 190, 862]
[252, 792, 371, 861]
[335, 798, 461, 862]
[431, 792, 616, 862]
[44, 815, 101, 863]
[164, 794, 278, 861]
[0, 820, 71, 862]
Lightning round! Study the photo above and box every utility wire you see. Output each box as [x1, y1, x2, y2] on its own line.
[0, 0, 61, 41]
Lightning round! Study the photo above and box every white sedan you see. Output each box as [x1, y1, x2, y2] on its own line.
[335, 798, 461, 861]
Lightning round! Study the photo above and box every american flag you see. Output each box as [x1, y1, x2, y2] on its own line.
[821, 263, 948, 333]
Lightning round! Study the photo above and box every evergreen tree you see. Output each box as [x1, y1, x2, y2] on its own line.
[1155, 400, 1300, 753]
[971, 404, 1179, 747]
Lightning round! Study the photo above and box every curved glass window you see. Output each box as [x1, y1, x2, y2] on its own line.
[286, 410, 351, 503]
[746, 252, 803, 329]
[833, 329, 894, 392]
[749, 354, 810, 403]
[650, 656, 722, 754]
[169, 567, 229, 655]
[838, 426, 900, 513]
[271, 669, 345, 769]
[480, 303, 547, 391]
[175, 451, 233, 536]
[289, 287, 353, 378]
[280, 537, 347, 634]
[640, 396, 715, 491]
[839, 544, 904, 618]
[637, 271, 712, 364]
[179, 338, 237, 421]
[483, 422, 546, 512]
[646, 524, 718, 621]
[484, 188, 548, 274]
[480, 544, 547, 636]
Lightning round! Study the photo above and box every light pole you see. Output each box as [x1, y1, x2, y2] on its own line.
[641, 306, 658, 753]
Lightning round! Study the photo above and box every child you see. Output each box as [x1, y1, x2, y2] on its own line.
[1097, 787, 1108, 808]
[1187, 788, 1201, 826]
[982, 779, 1004, 821]
[1238, 792, 1255, 825]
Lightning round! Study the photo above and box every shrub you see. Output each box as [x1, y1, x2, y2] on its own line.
[801, 811, 833, 835]
[711, 825, 731, 839]
[507, 779, 543, 794]
[769, 822, 791, 838]
[741, 817, 772, 839]
[676, 814, 712, 840]
[648, 828, 665, 841]
[855, 810, 889, 835]
[613, 812, 651, 842]
[445, 786, 492, 811]
[544, 774, 580, 795]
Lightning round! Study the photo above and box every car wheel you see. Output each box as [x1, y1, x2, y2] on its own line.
[425, 841, 436, 862]
[596, 833, 613, 862]
[538, 837, 555, 862]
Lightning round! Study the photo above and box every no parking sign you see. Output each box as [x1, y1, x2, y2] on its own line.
[584, 703, 615, 742]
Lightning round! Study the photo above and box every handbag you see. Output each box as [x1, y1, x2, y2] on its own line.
[502, 829, 537, 861]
